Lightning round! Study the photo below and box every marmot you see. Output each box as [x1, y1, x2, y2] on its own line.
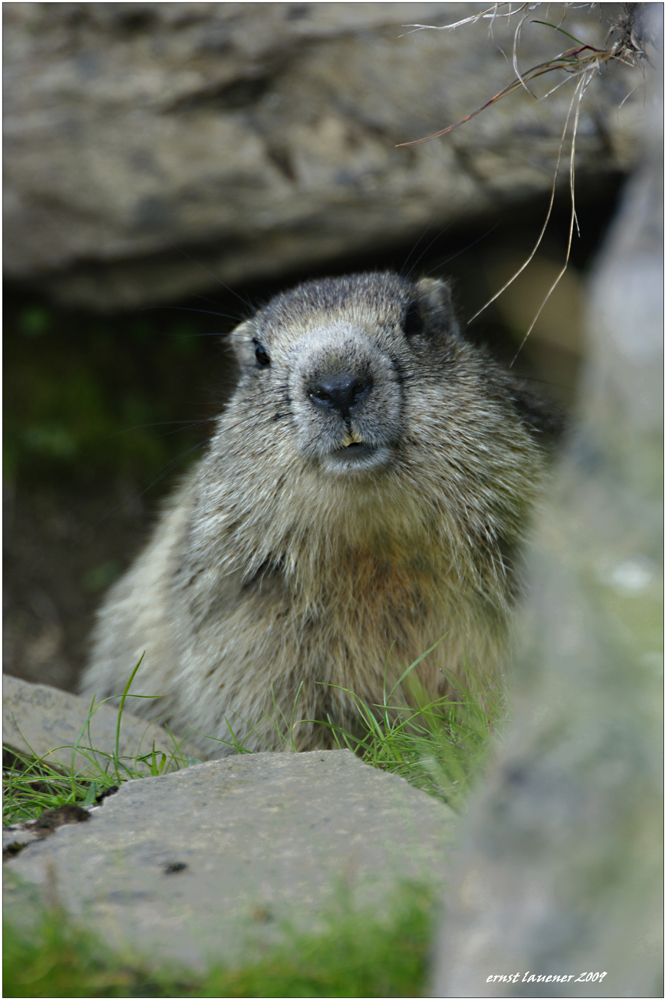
[80, 272, 562, 756]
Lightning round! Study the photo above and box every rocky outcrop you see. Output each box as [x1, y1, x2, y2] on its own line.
[4, 2, 642, 310]
[4, 749, 455, 968]
[3, 674, 204, 773]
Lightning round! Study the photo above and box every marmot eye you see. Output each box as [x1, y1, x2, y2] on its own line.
[254, 340, 271, 367]
[403, 302, 424, 338]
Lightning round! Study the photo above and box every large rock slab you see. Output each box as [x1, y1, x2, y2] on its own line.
[4, 750, 455, 969]
[3, 3, 642, 310]
[3, 674, 204, 774]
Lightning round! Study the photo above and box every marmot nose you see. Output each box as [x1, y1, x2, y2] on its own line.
[309, 372, 373, 420]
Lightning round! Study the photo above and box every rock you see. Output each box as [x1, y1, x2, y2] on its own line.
[430, 5, 663, 997]
[4, 804, 92, 861]
[3, 2, 643, 310]
[3, 825, 41, 859]
[3, 674, 204, 774]
[4, 749, 455, 969]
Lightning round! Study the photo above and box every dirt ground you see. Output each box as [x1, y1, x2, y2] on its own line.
[4, 477, 156, 692]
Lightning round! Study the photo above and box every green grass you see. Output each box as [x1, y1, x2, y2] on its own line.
[3, 737, 201, 826]
[3, 749, 111, 825]
[3, 882, 435, 998]
[4, 647, 504, 824]
[324, 652, 505, 812]
[3, 660, 203, 825]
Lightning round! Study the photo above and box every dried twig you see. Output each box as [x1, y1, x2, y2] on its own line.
[397, 34, 623, 148]
[397, 4, 648, 359]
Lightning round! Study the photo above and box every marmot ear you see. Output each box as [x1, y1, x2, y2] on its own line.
[229, 319, 258, 365]
[413, 278, 460, 336]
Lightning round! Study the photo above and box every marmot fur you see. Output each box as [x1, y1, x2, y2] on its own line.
[80, 272, 562, 755]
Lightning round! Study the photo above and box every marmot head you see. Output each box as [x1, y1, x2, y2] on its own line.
[227, 272, 560, 488]
[193, 270, 566, 590]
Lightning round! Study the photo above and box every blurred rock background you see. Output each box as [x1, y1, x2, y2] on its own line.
[3, 2, 646, 690]
[432, 3, 663, 994]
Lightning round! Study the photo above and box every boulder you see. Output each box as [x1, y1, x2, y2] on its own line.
[3, 2, 642, 310]
[3, 673, 204, 774]
[4, 749, 455, 969]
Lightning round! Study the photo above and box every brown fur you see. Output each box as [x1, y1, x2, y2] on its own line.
[80, 272, 562, 755]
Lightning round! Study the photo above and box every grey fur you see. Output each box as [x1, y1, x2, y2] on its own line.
[81, 272, 562, 755]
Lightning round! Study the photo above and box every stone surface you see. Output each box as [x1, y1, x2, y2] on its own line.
[3, 825, 40, 857]
[4, 749, 455, 969]
[4, 804, 92, 859]
[3, 674, 204, 774]
[3, 2, 643, 310]
[431, 6, 663, 998]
